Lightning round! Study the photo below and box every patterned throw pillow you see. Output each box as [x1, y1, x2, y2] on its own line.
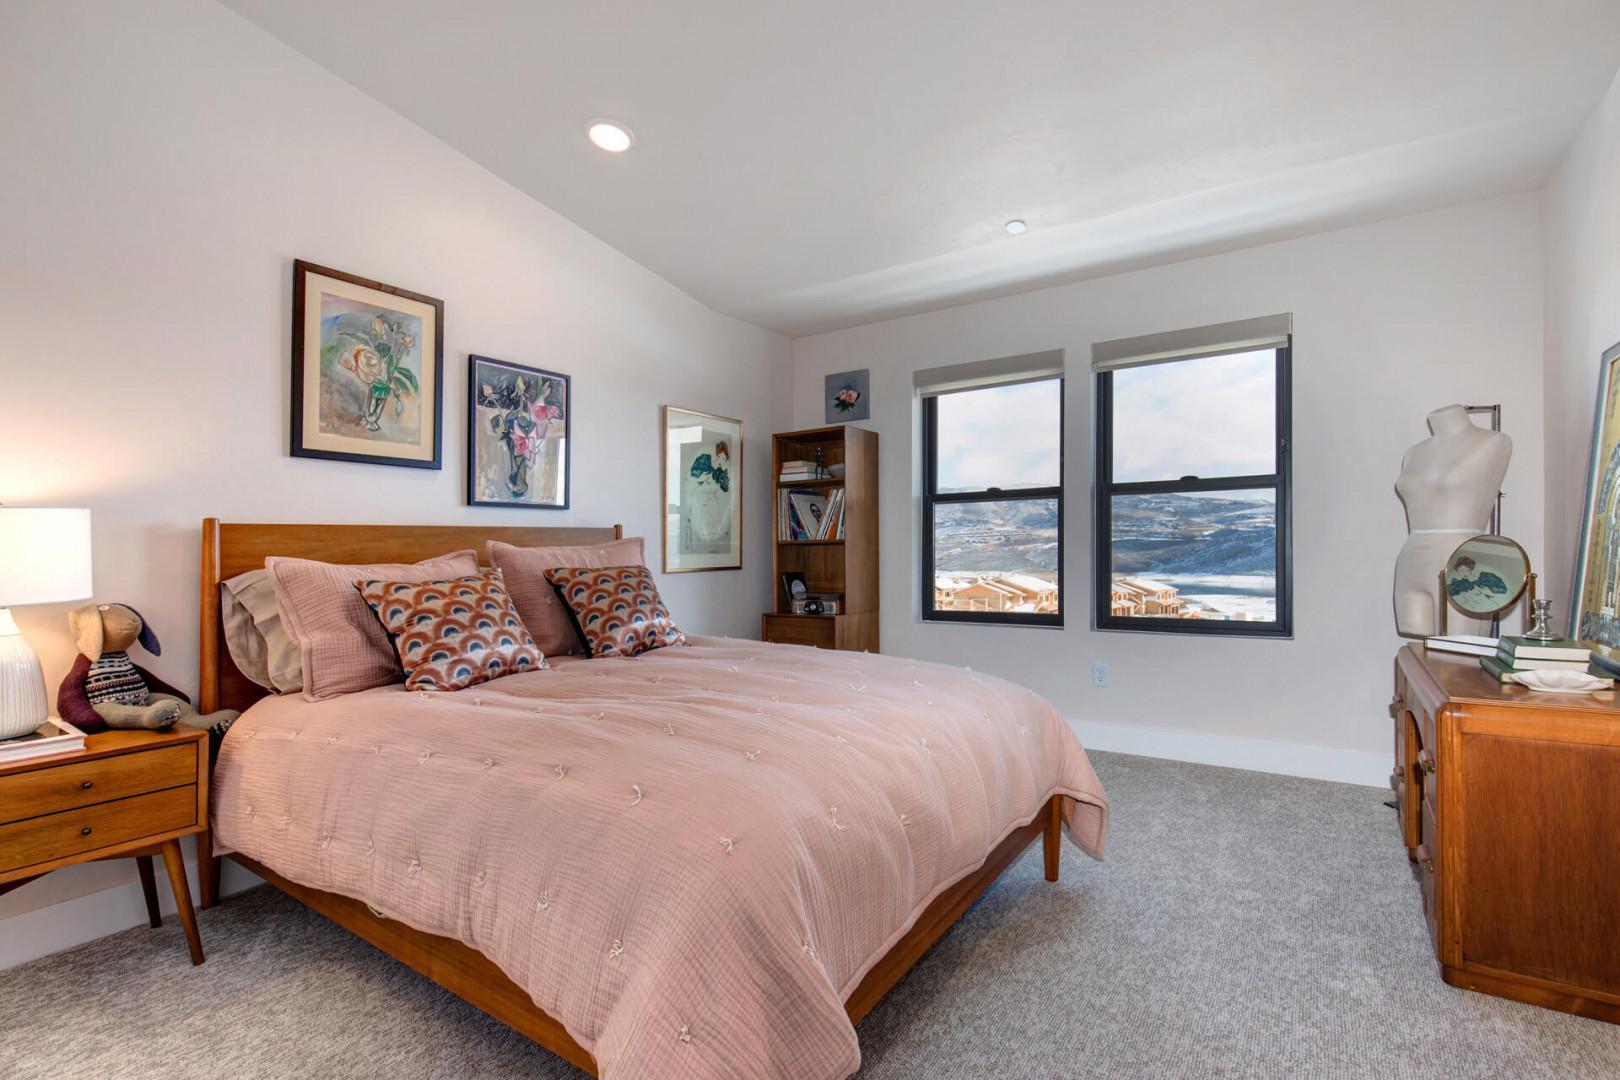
[357, 569, 544, 691]
[543, 565, 687, 658]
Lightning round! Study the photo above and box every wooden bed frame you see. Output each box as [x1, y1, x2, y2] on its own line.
[197, 518, 1062, 1076]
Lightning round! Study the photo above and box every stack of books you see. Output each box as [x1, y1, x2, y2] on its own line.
[1480, 636, 1606, 683]
[779, 459, 823, 482]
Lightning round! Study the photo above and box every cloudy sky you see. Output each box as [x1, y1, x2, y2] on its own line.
[936, 379, 1061, 491]
[1111, 349, 1275, 482]
[934, 349, 1274, 492]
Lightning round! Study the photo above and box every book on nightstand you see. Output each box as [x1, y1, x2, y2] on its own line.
[1497, 636, 1593, 664]
[0, 716, 86, 763]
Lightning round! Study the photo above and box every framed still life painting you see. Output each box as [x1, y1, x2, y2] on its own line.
[290, 260, 443, 469]
[468, 356, 570, 509]
[1571, 338, 1620, 667]
[662, 406, 742, 572]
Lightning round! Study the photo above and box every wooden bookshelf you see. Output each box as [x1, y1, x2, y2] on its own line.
[765, 424, 878, 652]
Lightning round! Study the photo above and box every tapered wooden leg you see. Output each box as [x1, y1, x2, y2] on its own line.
[159, 839, 205, 965]
[199, 831, 219, 910]
[1042, 796, 1062, 882]
[136, 855, 162, 928]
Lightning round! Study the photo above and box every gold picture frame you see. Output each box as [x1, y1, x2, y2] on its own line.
[661, 406, 742, 572]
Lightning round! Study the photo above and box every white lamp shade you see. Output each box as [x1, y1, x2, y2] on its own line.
[0, 508, 93, 607]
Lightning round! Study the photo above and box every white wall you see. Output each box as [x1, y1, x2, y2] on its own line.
[792, 195, 1547, 779]
[0, 0, 789, 964]
[1543, 71, 1620, 610]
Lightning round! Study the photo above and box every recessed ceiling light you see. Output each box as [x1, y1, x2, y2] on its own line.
[587, 120, 634, 153]
[1004, 219, 1028, 235]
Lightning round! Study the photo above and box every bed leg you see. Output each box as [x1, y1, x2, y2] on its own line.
[1043, 796, 1061, 882]
[200, 842, 219, 910]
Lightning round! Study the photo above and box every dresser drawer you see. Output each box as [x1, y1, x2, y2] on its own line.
[762, 614, 837, 649]
[0, 744, 195, 825]
[1418, 798, 1440, 954]
[0, 785, 197, 874]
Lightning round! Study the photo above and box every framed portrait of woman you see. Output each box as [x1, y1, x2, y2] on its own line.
[661, 405, 742, 572]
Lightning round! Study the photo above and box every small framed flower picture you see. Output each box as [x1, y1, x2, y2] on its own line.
[290, 260, 444, 469]
[662, 406, 742, 572]
[468, 356, 570, 509]
[825, 368, 870, 423]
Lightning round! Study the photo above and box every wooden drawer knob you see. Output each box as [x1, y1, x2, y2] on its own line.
[80, 826, 93, 837]
[1415, 843, 1435, 874]
[1417, 749, 1436, 774]
[81, 780, 94, 790]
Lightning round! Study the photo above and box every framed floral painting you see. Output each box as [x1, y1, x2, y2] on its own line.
[662, 406, 742, 572]
[824, 368, 870, 423]
[290, 260, 443, 469]
[468, 356, 570, 509]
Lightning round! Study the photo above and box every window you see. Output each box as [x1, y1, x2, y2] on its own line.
[1094, 336, 1291, 636]
[922, 377, 1063, 626]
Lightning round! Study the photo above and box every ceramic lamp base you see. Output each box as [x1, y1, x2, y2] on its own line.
[0, 608, 49, 740]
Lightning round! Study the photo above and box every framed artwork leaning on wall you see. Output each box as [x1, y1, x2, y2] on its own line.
[1571, 338, 1620, 665]
[290, 259, 444, 469]
[662, 406, 742, 572]
[468, 356, 570, 509]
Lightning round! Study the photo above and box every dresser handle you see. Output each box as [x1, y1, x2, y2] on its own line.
[1415, 843, 1435, 874]
[80, 826, 93, 837]
[81, 780, 94, 790]
[1417, 749, 1436, 774]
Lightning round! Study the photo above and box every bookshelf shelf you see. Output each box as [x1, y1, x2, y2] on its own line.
[766, 424, 878, 653]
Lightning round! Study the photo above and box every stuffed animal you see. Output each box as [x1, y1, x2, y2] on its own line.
[56, 603, 238, 738]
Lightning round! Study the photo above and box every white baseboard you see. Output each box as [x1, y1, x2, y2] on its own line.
[1070, 717, 1391, 788]
[0, 849, 261, 971]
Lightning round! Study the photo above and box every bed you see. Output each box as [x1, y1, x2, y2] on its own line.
[197, 519, 1109, 1079]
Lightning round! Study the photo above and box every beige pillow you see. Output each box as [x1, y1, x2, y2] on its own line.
[220, 569, 303, 693]
[488, 537, 646, 657]
[267, 550, 479, 700]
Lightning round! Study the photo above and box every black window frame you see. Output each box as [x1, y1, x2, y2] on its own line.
[921, 376, 1065, 628]
[1093, 341, 1292, 637]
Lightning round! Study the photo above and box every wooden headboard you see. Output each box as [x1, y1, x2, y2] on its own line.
[199, 518, 624, 714]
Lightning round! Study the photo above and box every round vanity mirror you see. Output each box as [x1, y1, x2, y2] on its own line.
[1442, 534, 1531, 618]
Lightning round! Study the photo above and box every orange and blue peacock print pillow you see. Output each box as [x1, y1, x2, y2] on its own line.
[542, 565, 687, 658]
[356, 568, 544, 691]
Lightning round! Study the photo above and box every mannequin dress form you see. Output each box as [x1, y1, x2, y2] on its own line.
[1393, 404, 1511, 637]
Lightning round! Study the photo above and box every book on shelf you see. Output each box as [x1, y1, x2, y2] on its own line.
[1497, 636, 1591, 663]
[0, 715, 87, 763]
[778, 486, 845, 541]
[1425, 634, 1498, 658]
[1479, 655, 1614, 684]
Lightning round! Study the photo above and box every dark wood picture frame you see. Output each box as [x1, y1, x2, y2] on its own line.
[290, 259, 444, 470]
[466, 355, 571, 510]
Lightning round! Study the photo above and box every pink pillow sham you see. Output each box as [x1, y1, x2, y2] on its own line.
[487, 536, 645, 656]
[267, 549, 479, 700]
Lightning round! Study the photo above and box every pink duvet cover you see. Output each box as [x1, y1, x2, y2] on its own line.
[212, 637, 1108, 1078]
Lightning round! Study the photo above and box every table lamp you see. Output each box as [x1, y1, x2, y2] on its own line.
[0, 507, 93, 739]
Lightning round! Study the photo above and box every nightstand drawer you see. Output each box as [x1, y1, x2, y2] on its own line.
[0, 744, 195, 825]
[0, 785, 197, 874]
[762, 613, 837, 648]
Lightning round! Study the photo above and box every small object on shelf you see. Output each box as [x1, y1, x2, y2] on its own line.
[0, 714, 86, 763]
[1424, 634, 1498, 658]
[1523, 598, 1559, 641]
[782, 572, 807, 604]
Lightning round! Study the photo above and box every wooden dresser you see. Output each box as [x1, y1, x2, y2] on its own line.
[1392, 645, 1619, 1022]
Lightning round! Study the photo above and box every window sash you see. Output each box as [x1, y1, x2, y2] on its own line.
[1093, 344, 1291, 637]
[922, 377, 1064, 627]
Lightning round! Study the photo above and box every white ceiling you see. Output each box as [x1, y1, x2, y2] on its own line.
[223, 1, 1620, 337]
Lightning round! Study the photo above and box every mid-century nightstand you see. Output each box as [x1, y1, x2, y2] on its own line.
[0, 726, 209, 964]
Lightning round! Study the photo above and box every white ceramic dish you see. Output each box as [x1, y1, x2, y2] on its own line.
[1508, 669, 1613, 694]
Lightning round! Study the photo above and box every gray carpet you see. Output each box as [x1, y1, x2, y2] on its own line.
[3, 751, 1617, 1079]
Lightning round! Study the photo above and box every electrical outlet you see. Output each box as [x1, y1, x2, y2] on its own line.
[1092, 662, 1109, 688]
